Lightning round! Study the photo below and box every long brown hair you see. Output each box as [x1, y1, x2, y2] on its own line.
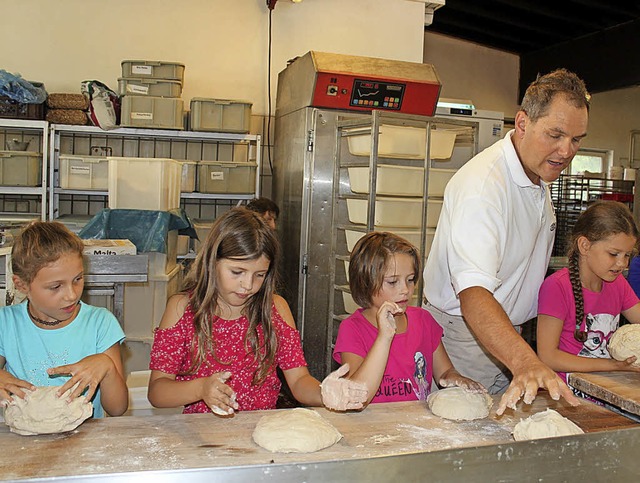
[182, 208, 280, 384]
[12, 221, 84, 284]
[567, 201, 638, 341]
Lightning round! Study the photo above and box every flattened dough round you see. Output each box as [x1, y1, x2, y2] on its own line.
[252, 407, 342, 453]
[427, 387, 493, 421]
[4, 386, 93, 436]
[512, 409, 584, 441]
[609, 324, 640, 367]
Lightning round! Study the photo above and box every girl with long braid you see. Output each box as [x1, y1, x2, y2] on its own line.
[537, 200, 640, 388]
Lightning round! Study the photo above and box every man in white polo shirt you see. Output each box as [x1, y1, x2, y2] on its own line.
[423, 69, 590, 415]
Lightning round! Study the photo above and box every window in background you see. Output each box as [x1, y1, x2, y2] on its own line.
[566, 148, 613, 175]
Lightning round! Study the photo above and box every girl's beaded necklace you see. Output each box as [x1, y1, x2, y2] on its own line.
[27, 300, 70, 327]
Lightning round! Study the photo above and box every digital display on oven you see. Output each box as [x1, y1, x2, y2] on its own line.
[350, 79, 405, 110]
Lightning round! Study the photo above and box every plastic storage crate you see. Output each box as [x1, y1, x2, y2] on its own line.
[59, 155, 109, 190]
[145, 229, 179, 278]
[118, 78, 182, 97]
[347, 166, 456, 197]
[180, 161, 197, 193]
[121, 60, 185, 82]
[108, 157, 182, 210]
[192, 218, 214, 253]
[0, 151, 41, 186]
[198, 161, 257, 194]
[0, 97, 46, 120]
[189, 98, 252, 133]
[120, 96, 184, 130]
[123, 264, 182, 340]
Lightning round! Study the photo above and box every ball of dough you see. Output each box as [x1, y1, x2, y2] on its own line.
[4, 386, 93, 436]
[512, 409, 584, 441]
[427, 387, 493, 421]
[608, 324, 640, 367]
[252, 408, 342, 453]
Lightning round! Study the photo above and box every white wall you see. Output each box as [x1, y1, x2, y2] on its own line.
[423, 32, 520, 118]
[2, 0, 427, 115]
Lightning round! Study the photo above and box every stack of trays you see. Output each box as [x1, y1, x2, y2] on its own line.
[119, 60, 185, 130]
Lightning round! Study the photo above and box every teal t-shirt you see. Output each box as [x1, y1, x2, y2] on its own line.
[0, 301, 125, 418]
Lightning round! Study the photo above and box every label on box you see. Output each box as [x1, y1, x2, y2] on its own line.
[70, 165, 91, 175]
[210, 171, 225, 181]
[132, 65, 153, 76]
[127, 84, 150, 95]
[83, 239, 136, 256]
[131, 112, 153, 120]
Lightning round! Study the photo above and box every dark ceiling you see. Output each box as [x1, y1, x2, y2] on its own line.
[427, 0, 640, 56]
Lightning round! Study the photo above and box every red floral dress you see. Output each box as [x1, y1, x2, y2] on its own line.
[150, 304, 307, 413]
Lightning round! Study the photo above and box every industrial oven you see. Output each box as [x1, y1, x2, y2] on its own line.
[272, 51, 503, 379]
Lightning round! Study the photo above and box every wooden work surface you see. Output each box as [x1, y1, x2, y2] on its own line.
[0, 393, 636, 481]
[569, 372, 640, 416]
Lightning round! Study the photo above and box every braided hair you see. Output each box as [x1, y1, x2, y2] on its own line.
[567, 201, 639, 341]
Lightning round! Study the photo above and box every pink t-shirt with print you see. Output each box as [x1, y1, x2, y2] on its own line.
[333, 306, 443, 403]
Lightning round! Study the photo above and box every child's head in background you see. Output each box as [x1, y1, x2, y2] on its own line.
[348, 232, 420, 311]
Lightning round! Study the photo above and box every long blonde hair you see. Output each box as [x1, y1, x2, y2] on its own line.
[567, 201, 638, 341]
[182, 208, 280, 384]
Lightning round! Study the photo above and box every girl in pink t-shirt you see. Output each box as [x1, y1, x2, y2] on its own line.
[333, 232, 485, 405]
[538, 201, 640, 384]
[148, 208, 367, 415]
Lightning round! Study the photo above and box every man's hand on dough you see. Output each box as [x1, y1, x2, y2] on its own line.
[496, 361, 580, 415]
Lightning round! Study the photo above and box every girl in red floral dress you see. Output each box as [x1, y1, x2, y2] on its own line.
[148, 208, 366, 415]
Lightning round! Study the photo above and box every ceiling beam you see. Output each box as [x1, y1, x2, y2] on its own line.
[520, 18, 640, 97]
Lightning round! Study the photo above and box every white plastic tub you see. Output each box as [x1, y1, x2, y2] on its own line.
[347, 165, 456, 197]
[108, 157, 182, 211]
[347, 125, 457, 160]
[124, 264, 182, 340]
[124, 370, 183, 417]
[59, 155, 109, 190]
[346, 198, 443, 228]
[180, 161, 197, 193]
[345, 228, 435, 253]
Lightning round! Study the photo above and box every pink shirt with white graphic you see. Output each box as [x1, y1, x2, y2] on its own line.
[538, 267, 639, 382]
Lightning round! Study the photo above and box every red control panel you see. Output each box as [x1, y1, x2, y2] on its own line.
[311, 72, 441, 117]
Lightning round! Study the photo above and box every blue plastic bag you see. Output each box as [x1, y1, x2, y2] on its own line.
[0, 70, 47, 104]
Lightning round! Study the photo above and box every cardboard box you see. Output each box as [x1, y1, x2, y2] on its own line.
[82, 239, 137, 256]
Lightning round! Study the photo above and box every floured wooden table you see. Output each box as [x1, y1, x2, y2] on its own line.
[569, 372, 640, 416]
[1, 392, 638, 481]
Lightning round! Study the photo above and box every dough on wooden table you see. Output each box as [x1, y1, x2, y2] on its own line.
[252, 407, 342, 453]
[427, 387, 493, 421]
[512, 409, 584, 441]
[608, 324, 640, 367]
[4, 386, 93, 436]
